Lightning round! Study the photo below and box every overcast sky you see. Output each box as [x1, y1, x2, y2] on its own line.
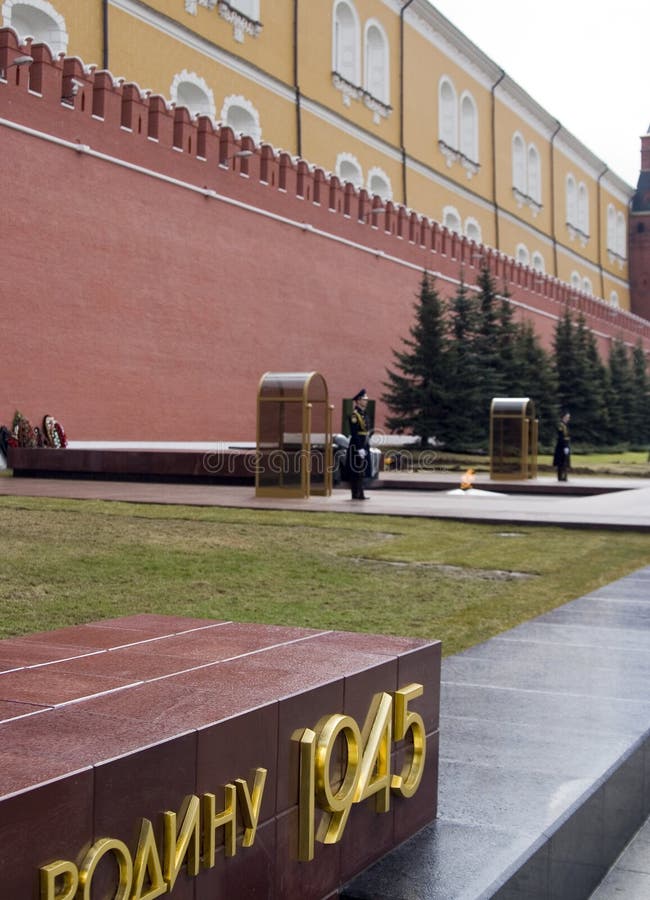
[429, 0, 647, 188]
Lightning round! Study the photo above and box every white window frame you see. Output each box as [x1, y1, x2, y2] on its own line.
[606, 204, 616, 251]
[459, 91, 478, 176]
[512, 132, 526, 194]
[438, 77, 457, 159]
[616, 211, 626, 259]
[2, 0, 68, 56]
[527, 144, 541, 204]
[170, 70, 216, 119]
[442, 205, 461, 235]
[566, 175, 577, 227]
[464, 217, 482, 244]
[336, 151, 363, 189]
[228, 0, 259, 19]
[531, 251, 545, 273]
[367, 166, 392, 201]
[577, 182, 589, 237]
[220, 94, 261, 143]
[515, 243, 530, 267]
[363, 18, 389, 104]
[332, 0, 360, 86]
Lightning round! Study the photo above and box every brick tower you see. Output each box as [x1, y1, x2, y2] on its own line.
[630, 126, 650, 320]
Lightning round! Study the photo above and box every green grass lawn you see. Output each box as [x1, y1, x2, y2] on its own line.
[1, 496, 648, 656]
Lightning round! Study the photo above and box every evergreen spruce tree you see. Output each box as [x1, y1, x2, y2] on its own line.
[630, 342, 650, 446]
[607, 338, 635, 445]
[494, 286, 519, 391]
[473, 263, 507, 415]
[553, 310, 578, 415]
[576, 316, 609, 445]
[382, 272, 450, 448]
[553, 312, 607, 446]
[509, 321, 557, 446]
[444, 278, 483, 449]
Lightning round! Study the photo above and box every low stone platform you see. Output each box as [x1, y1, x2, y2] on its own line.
[0, 617, 440, 899]
[342, 566, 650, 900]
[7, 446, 256, 484]
[7, 446, 637, 499]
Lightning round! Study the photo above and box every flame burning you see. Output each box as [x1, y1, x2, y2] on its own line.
[460, 468, 475, 491]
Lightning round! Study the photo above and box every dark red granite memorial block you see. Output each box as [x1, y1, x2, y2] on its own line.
[0, 771, 95, 899]
[197, 703, 280, 825]
[393, 730, 440, 844]
[0, 616, 440, 899]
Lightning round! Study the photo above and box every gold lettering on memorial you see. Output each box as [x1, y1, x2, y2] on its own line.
[38, 685, 427, 894]
[294, 683, 426, 861]
[39, 768, 267, 900]
[163, 794, 201, 889]
[235, 767, 267, 847]
[202, 782, 237, 864]
[391, 683, 426, 797]
[78, 838, 133, 900]
[39, 860, 78, 900]
[131, 819, 166, 900]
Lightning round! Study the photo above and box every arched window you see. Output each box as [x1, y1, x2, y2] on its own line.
[616, 211, 626, 258]
[570, 271, 581, 290]
[516, 243, 530, 266]
[582, 276, 593, 295]
[3, 0, 68, 56]
[221, 95, 261, 143]
[171, 71, 216, 119]
[577, 183, 589, 235]
[367, 166, 392, 201]
[566, 175, 577, 227]
[336, 152, 363, 188]
[459, 92, 478, 164]
[607, 204, 616, 251]
[442, 206, 461, 234]
[531, 251, 545, 273]
[333, 0, 360, 85]
[364, 20, 388, 103]
[464, 217, 481, 244]
[512, 133, 526, 194]
[229, 0, 259, 18]
[609, 291, 619, 307]
[438, 78, 457, 150]
[527, 144, 540, 203]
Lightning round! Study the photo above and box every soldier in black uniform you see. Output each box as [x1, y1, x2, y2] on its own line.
[347, 388, 371, 500]
[553, 411, 571, 481]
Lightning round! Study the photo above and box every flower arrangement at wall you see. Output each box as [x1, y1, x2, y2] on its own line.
[0, 411, 68, 451]
[42, 415, 67, 448]
[11, 410, 37, 448]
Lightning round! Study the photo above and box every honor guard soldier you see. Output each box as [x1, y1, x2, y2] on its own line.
[347, 389, 371, 500]
[553, 411, 571, 482]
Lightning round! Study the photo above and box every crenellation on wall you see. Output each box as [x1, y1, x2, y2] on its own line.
[195, 112, 218, 161]
[90, 69, 120, 122]
[119, 82, 149, 138]
[25, 41, 60, 97]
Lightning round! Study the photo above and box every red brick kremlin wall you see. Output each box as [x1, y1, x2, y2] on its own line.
[2, 29, 649, 441]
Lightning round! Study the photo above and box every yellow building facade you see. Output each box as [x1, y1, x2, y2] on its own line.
[4, 0, 633, 308]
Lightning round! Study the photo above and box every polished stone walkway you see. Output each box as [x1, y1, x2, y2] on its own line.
[342, 566, 650, 899]
[2, 471, 650, 529]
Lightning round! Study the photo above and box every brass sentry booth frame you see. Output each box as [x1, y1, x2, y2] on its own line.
[256, 372, 334, 498]
[489, 397, 538, 480]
